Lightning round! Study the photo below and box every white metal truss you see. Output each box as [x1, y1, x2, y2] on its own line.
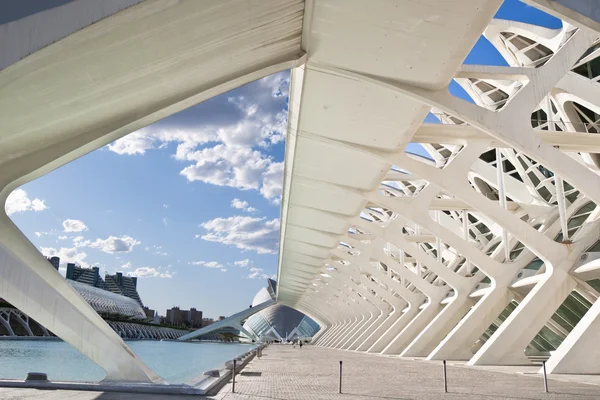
[277, 0, 600, 376]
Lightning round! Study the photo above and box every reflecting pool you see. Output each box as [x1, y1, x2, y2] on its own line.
[0, 339, 255, 384]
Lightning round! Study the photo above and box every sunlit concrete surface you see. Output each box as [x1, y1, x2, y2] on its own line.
[213, 345, 600, 399]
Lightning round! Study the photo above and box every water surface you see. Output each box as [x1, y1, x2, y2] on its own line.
[0, 340, 255, 384]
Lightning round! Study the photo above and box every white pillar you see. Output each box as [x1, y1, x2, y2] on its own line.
[401, 294, 475, 357]
[428, 286, 513, 361]
[468, 269, 576, 366]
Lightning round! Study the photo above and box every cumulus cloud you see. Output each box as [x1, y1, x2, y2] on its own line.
[58, 236, 68, 240]
[248, 267, 273, 280]
[189, 260, 227, 272]
[63, 219, 88, 232]
[5, 189, 47, 216]
[41, 246, 89, 269]
[73, 236, 91, 248]
[121, 262, 132, 269]
[89, 235, 140, 254]
[129, 267, 172, 279]
[260, 162, 284, 204]
[198, 216, 279, 254]
[105, 71, 289, 203]
[234, 259, 252, 268]
[231, 198, 258, 213]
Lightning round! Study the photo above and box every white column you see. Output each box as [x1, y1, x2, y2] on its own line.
[545, 295, 600, 374]
[401, 293, 475, 357]
[428, 286, 513, 360]
[468, 269, 576, 366]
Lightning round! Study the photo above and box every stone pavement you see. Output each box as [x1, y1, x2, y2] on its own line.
[212, 345, 600, 400]
[0, 345, 599, 399]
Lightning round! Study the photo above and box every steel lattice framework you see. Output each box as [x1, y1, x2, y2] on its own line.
[277, 2, 600, 376]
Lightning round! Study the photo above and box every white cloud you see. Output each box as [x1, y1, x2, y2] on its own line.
[105, 71, 289, 203]
[178, 145, 271, 193]
[231, 198, 258, 213]
[248, 267, 272, 280]
[5, 189, 47, 216]
[163, 204, 169, 209]
[73, 236, 91, 248]
[63, 219, 88, 232]
[189, 260, 228, 272]
[121, 262, 132, 269]
[260, 162, 284, 204]
[234, 259, 252, 268]
[58, 236, 68, 240]
[198, 216, 279, 254]
[41, 246, 89, 269]
[162, 218, 168, 225]
[89, 235, 140, 254]
[35, 232, 42, 238]
[129, 267, 172, 279]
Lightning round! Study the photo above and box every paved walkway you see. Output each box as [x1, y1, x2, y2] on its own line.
[213, 345, 600, 400]
[1, 345, 599, 399]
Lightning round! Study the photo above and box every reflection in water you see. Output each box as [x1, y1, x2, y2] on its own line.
[0, 340, 255, 384]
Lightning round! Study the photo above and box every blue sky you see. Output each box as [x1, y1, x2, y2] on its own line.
[5, 0, 560, 318]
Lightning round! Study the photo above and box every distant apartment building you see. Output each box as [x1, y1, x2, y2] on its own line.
[143, 306, 155, 319]
[66, 263, 103, 288]
[46, 256, 60, 271]
[63, 265, 145, 307]
[104, 272, 144, 307]
[166, 306, 203, 328]
[202, 318, 215, 328]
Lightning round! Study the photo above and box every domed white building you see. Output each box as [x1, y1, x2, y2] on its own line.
[243, 279, 320, 342]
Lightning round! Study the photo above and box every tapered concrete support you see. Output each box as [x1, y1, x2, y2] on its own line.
[317, 322, 340, 346]
[382, 303, 444, 355]
[310, 325, 329, 344]
[401, 295, 475, 357]
[349, 312, 395, 351]
[367, 306, 421, 353]
[318, 322, 343, 346]
[545, 295, 600, 374]
[0, 220, 161, 382]
[320, 321, 347, 347]
[341, 312, 383, 350]
[428, 287, 513, 361]
[332, 315, 368, 348]
[326, 318, 358, 348]
[469, 270, 576, 366]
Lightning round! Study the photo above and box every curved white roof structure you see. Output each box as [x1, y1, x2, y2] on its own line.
[276, 0, 600, 378]
[1, 0, 600, 384]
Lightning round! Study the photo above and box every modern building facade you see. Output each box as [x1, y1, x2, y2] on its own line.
[166, 306, 203, 328]
[46, 256, 59, 271]
[180, 279, 319, 342]
[2, 0, 600, 384]
[243, 279, 319, 342]
[66, 264, 103, 288]
[277, 3, 600, 378]
[105, 272, 143, 306]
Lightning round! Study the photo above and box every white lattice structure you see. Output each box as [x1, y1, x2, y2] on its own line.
[277, 1, 600, 377]
[1, 0, 600, 383]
